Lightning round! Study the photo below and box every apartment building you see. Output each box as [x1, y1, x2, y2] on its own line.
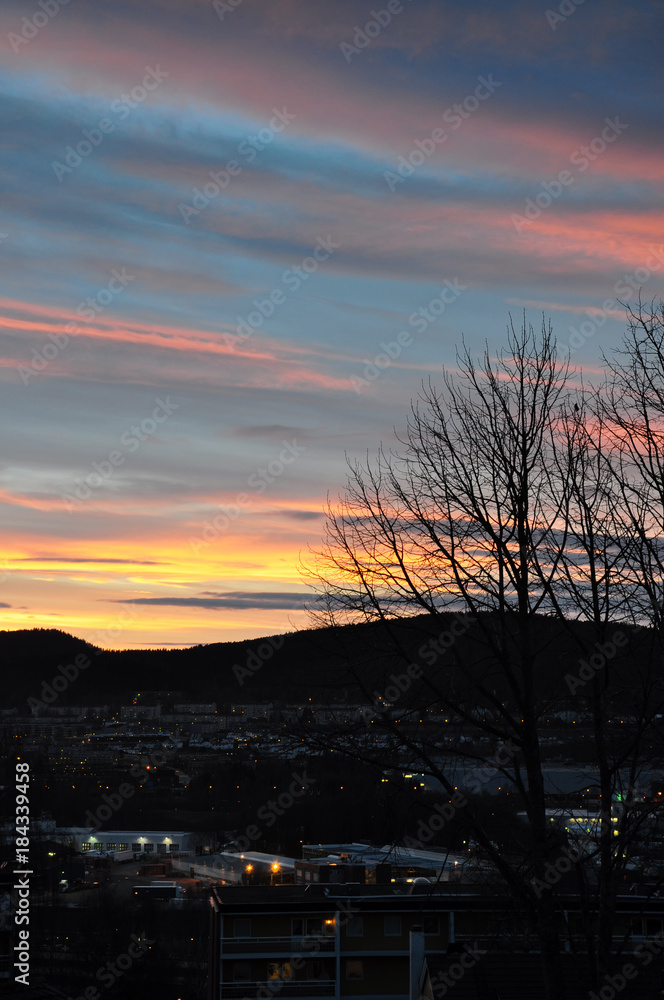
[208, 883, 454, 1000]
[208, 883, 664, 1000]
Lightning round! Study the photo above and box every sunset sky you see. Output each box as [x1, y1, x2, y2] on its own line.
[1, 0, 662, 647]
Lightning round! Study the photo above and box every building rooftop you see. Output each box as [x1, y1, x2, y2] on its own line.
[210, 881, 664, 912]
[302, 842, 470, 869]
[226, 850, 296, 869]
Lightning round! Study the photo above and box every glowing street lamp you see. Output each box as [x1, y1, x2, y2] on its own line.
[269, 861, 281, 885]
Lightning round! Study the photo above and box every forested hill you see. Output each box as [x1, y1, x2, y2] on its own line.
[1, 614, 656, 712]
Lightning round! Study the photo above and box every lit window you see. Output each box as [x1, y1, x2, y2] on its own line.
[268, 963, 293, 981]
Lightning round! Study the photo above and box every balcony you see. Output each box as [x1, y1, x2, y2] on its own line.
[222, 935, 335, 955]
[220, 982, 335, 998]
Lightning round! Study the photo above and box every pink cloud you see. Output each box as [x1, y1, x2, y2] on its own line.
[0, 298, 355, 392]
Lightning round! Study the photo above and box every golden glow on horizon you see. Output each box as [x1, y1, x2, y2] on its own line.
[0, 507, 318, 646]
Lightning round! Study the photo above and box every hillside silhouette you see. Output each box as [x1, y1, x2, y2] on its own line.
[2, 614, 656, 713]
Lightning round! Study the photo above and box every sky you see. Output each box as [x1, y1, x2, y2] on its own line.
[1, 0, 662, 648]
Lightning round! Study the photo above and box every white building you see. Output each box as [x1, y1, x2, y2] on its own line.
[55, 827, 211, 854]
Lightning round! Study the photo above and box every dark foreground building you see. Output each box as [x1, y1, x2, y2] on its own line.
[207, 882, 664, 1000]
